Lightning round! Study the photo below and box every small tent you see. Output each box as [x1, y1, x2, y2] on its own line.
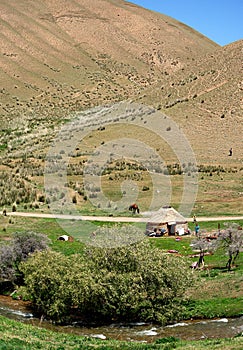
[146, 206, 188, 236]
[58, 235, 74, 242]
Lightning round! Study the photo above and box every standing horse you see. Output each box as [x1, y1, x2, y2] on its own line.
[129, 203, 140, 214]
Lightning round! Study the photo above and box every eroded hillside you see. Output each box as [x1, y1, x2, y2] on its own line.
[0, 0, 242, 215]
[1, 0, 218, 125]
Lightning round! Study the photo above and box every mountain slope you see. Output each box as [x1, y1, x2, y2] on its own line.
[0, 0, 242, 216]
[0, 0, 218, 125]
[0, 0, 241, 162]
[143, 40, 243, 161]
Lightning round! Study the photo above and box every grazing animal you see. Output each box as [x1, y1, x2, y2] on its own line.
[129, 203, 140, 214]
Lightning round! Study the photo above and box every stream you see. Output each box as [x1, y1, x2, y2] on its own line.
[1, 296, 243, 343]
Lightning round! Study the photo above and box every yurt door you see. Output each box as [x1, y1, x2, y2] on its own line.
[167, 222, 176, 235]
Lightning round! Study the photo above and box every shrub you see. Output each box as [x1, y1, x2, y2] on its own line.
[0, 245, 16, 282]
[82, 239, 193, 324]
[0, 231, 50, 285]
[20, 251, 79, 319]
[38, 195, 45, 203]
[20, 228, 194, 324]
[12, 231, 50, 263]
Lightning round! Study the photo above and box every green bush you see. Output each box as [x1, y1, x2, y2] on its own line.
[19, 228, 194, 324]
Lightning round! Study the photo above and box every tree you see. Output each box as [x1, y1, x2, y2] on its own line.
[82, 239, 194, 324]
[12, 231, 50, 264]
[0, 245, 16, 282]
[0, 231, 50, 285]
[19, 226, 194, 325]
[215, 223, 243, 271]
[190, 230, 214, 268]
[20, 250, 79, 320]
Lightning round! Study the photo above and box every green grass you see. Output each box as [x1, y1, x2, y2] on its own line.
[0, 316, 242, 350]
[188, 220, 243, 232]
[182, 297, 243, 319]
[150, 236, 192, 255]
[0, 143, 7, 151]
[1, 216, 243, 322]
[150, 233, 243, 320]
[0, 216, 147, 255]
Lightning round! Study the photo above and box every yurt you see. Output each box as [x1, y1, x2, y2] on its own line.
[146, 206, 188, 236]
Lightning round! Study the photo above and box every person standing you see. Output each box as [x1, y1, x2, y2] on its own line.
[195, 223, 200, 236]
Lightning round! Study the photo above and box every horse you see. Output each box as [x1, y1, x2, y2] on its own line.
[129, 203, 140, 214]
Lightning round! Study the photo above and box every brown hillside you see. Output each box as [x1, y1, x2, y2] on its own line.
[0, 0, 242, 216]
[0, 0, 218, 126]
[143, 40, 243, 162]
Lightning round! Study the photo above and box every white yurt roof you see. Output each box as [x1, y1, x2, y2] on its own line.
[147, 206, 187, 224]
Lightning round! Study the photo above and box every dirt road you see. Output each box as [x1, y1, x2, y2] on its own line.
[2, 211, 243, 223]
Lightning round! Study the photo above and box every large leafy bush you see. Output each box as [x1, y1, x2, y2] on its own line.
[20, 227, 194, 324]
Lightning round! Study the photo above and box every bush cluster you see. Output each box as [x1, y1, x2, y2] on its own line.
[19, 227, 194, 325]
[0, 172, 36, 207]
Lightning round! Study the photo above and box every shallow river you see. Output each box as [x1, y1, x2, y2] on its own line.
[0, 296, 242, 343]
